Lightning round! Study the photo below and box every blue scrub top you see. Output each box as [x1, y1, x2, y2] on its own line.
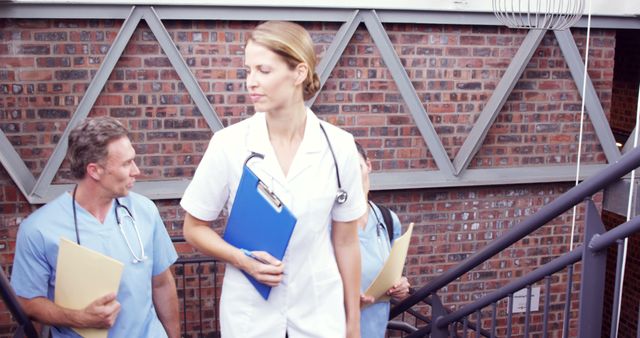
[11, 191, 178, 337]
[359, 203, 402, 338]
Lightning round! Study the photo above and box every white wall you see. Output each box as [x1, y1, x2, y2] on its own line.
[6, 0, 640, 16]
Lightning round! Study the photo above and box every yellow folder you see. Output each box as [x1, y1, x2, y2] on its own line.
[54, 238, 124, 338]
[364, 222, 414, 302]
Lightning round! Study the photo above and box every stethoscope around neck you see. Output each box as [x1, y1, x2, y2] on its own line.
[368, 201, 391, 253]
[318, 122, 348, 205]
[71, 185, 148, 264]
[246, 122, 348, 205]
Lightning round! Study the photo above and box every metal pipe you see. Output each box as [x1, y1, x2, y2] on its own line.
[507, 293, 513, 337]
[491, 303, 497, 338]
[524, 285, 531, 338]
[590, 216, 640, 251]
[562, 265, 574, 338]
[610, 240, 626, 338]
[543, 276, 551, 338]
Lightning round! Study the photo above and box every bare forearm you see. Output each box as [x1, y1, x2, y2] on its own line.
[152, 272, 180, 338]
[183, 213, 251, 269]
[334, 239, 362, 323]
[20, 297, 83, 327]
[332, 218, 362, 334]
[19, 295, 119, 329]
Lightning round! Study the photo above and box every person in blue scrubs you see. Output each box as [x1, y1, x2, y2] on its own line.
[356, 142, 411, 338]
[11, 117, 179, 337]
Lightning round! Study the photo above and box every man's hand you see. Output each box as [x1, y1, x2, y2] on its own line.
[18, 293, 120, 330]
[80, 292, 121, 328]
[386, 276, 410, 301]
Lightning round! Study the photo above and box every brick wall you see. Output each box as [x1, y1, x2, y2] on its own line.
[0, 17, 617, 337]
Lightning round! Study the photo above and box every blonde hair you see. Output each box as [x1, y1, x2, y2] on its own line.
[247, 21, 321, 100]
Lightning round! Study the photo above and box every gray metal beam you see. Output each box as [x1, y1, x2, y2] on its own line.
[0, 132, 35, 199]
[144, 7, 223, 132]
[453, 29, 547, 175]
[622, 128, 637, 154]
[369, 164, 607, 190]
[603, 178, 639, 216]
[362, 9, 455, 177]
[377, 11, 640, 29]
[35, 180, 191, 204]
[555, 29, 621, 163]
[152, 6, 356, 22]
[1, 4, 639, 29]
[31, 6, 144, 199]
[308, 10, 361, 106]
[572, 15, 640, 29]
[577, 199, 607, 338]
[376, 10, 502, 26]
[24, 163, 607, 203]
[0, 4, 134, 19]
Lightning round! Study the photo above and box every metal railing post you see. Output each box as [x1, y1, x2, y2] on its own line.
[431, 294, 449, 338]
[578, 199, 607, 338]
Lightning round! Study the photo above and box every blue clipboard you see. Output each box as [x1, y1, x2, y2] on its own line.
[223, 155, 297, 300]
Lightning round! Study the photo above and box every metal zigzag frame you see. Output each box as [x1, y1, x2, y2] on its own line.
[0, 4, 628, 203]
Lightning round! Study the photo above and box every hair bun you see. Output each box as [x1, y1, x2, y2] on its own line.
[303, 72, 321, 100]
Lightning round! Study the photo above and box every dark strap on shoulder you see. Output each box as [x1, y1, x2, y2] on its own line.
[374, 202, 394, 243]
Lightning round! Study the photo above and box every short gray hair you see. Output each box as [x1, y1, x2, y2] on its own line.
[67, 117, 128, 179]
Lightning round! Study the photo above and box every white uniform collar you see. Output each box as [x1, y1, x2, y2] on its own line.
[245, 108, 325, 183]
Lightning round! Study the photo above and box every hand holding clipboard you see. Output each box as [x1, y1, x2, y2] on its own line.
[223, 154, 298, 300]
[364, 222, 414, 303]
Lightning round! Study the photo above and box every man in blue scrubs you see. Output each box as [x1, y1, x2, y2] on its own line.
[11, 117, 179, 337]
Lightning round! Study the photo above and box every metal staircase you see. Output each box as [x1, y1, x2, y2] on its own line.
[388, 146, 640, 337]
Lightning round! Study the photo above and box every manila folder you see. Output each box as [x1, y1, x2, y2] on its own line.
[54, 238, 124, 338]
[364, 222, 414, 302]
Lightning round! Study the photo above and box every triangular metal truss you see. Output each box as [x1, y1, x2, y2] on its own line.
[0, 6, 621, 203]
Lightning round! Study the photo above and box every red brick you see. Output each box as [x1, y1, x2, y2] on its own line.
[18, 70, 53, 81]
[0, 57, 35, 67]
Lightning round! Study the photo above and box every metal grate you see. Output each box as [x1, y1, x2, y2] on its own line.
[492, 0, 585, 30]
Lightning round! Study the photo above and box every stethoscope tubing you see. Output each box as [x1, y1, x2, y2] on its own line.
[71, 185, 147, 263]
[368, 201, 392, 254]
[245, 122, 348, 205]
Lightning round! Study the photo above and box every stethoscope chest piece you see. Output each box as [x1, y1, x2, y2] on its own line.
[335, 189, 348, 204]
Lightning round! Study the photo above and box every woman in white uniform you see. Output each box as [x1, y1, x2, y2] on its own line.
[180, 21, 367, 338]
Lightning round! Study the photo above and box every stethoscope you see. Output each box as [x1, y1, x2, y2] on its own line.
[318, 122, 348, 205]
[71, 185, 148, 264]
[367, 201, 392, 255]
[245, 122, 347, 206]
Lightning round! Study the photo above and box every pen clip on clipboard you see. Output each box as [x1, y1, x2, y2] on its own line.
[257, 181, 283, 210]
[245, 151, 283, 211]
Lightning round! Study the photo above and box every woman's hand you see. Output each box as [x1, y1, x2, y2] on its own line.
[386, 276, 410, 300]
[241, 250, 285, 287]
